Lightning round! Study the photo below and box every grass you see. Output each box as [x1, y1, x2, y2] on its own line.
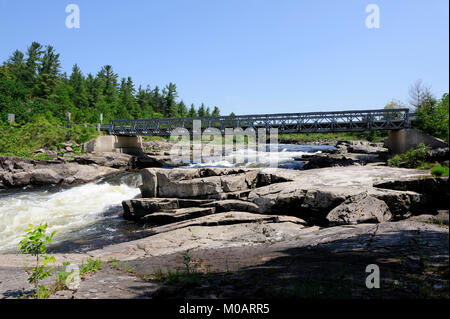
[0, 114, 99, 159]
[279, 131, 388, 143]
[431, 164, 449, 177]
[388, 143, 449, 177]
[79, 258, 102, 275]
[388, 143, 429, 169]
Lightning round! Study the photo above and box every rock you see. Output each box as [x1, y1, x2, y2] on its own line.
[140, 207, 217, 224]
[122, 198, 179, 220]
[302, 154, 355, 169]
[146, 212, 307, 236]
[140, 168, 158, 197]
[11, 171, 32, 187]
[140, 168, 260, 198]
[0, 156, 117, 188]
[426, 147, 449, 163]
[407, 210, 449, 225]
[200, 199, 260, 213]
[122, 198, 216, 220]
[74, 152, 132, 169]
[65, 146, 73, 152]
[30, 168, 63, 185]
[374, 177, 449, 209]
[326, 193, 392, 225]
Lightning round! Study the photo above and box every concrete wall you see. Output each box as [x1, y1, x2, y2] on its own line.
[84, 136, 144, 156]
[385, 129, 448, 154]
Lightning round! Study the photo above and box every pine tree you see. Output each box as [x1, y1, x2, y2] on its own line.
[162, 82, 178, 117]
[69, 64, 89, 114]
[212, 106, 220, 117]
[177, 100, 188, 117]
[188, 104, 197, 117]
[198, 103, 206, 117]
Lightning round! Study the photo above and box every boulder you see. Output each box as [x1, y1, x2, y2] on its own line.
[326, 193, 392, 225]
[30, 169, 63, 185]
[374, 177, 449, 209]
[122, 198, 179, 220]
[140, 168, 260, 198]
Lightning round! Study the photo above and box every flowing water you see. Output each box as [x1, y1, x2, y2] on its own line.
[0, 144, 334, 253]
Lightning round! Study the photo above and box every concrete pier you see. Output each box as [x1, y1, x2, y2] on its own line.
[83, 136, 144, 156]
[385, 129, 448, 154]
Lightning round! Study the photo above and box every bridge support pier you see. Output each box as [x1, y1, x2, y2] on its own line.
[84, 136, 144, 156]
[385, 129, 448, 154]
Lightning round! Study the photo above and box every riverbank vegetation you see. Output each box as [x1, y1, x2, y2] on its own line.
[279, 131, 388, 144]
[388, 143, 449, 176]
[0, 113, 99, 158]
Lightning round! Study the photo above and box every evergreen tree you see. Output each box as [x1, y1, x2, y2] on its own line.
[188, 104, 197, 117]
[162, 82, 178, 117]
[0, 42, 223, 125]
[212, 106, 220, 117]
[177, 100, 188, 117]
[69, 64, 89, 115]
[198, 103, 206, 117]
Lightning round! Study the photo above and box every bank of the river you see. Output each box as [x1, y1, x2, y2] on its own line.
[0, 139, 448, 299]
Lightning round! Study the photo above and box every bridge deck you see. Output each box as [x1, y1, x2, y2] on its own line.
[107, 108, 411, 136]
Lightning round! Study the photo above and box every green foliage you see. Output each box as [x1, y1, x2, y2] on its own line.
[18, 223, 57, 299]
[388, 143, 430, 169]
[430, 164, 449, 177]
[79, 258, 103, 275]
[0, 113, 99, 157]
[414, 93, 449, 142]
[279, 131, 387, 143]
[0, 42, 222, 126]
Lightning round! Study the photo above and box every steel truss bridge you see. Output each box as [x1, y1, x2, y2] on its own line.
[107, 108, 411, 136]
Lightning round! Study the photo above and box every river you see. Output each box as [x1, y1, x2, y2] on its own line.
[0, 144, 334, 254]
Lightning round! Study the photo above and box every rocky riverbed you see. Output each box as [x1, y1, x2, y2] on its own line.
[0, 139, 448, 299]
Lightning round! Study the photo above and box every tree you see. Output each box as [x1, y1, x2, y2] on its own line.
[416, 93, 449, 141]
[211, 106, 220, 117]
[177, 100, 188, 117]
[197, 103, 206, 117]
[162, 82, 178, 117]
[188, 104, 197, 117]
[384, 99, 405, 119]
[69, 64, 89, 117]
[205, 107, 211, 117]
[0, 42, 222, 125]
[97, 65, 118, 104]
[408, 79, 434, 112]
[24, 42, 44, 88]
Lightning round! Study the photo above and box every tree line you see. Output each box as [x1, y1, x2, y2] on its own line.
[0, 42, 223, 125]
[384, 79, 449, 142]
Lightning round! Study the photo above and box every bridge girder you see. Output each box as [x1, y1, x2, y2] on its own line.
[107, 109, 411, 136]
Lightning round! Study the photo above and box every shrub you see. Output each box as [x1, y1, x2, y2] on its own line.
[388, 143, 430, 168]
[431, 164, 449, 177]
[18, 223, 57, 299]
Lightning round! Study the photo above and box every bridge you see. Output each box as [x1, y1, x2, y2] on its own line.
[107, 108, 411, 136]
[87, 108, 444, 155]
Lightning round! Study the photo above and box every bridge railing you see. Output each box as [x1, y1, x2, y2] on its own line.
[108, 108, 411, 136]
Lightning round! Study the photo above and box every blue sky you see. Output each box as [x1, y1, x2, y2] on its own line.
[0, 0, 448, 115]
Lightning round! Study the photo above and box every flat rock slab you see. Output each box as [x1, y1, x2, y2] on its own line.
[140, 207, 217, 225]
[200, 199, 259, 213]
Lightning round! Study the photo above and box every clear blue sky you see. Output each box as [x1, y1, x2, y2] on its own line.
[1, 0, 448, 115]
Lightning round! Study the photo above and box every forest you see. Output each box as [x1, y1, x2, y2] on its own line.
[0, 42, 222, 125]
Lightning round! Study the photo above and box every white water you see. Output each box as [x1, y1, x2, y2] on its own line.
[188, 144, 332, 169]
[0, 144, 334, 253]
[0, 180, 141, 253]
